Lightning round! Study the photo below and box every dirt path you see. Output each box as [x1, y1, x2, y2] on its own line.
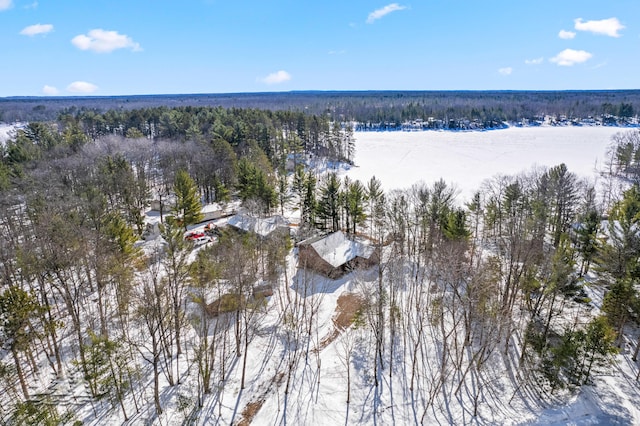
[318, 292, 364, 351]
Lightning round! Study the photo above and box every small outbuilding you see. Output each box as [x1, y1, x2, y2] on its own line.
[297, 231, 379, 279]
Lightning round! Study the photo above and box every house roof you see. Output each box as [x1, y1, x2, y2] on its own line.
[299, 230, 375, 268]
[201, 203, 223, 214]
[227, 214, 289, 237]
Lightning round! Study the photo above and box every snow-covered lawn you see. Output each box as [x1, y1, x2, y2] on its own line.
[344, 126, 624, 203]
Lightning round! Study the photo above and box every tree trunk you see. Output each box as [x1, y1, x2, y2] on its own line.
[346, 362, 351, 404]
[241, 320, 250, 390]
[632, 335, 640, 362]
[12, 348, 29, 400]
[153, 354, 162, 415]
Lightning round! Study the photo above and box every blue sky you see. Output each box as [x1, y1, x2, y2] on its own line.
[1, 0, 639, 96]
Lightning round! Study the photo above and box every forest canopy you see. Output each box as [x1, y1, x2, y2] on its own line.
[1, 90, 638, 126]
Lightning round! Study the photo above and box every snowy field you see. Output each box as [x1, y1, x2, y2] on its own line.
[344, 126, 625, 203]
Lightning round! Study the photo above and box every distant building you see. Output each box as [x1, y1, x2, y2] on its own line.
[227, 213, 290, 238]
[297, 231, 379, 279]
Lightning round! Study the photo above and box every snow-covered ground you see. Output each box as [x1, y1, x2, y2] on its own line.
[0, 123, 21, 146]
[344, 126, 624, 203]
[243, 126, 640, 426]
[153, 126, 640, 426]
[13, 125, 640, 425]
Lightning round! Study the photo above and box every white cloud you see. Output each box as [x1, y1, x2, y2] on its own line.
[550, 49, 592, 66]
[67, 81, 98, 93]
[525, 57, 544, 65]
[366, 3, 406, 24]
[71, 29, 142, 53]
[558, 30, 576, 39]
[42, 85, 59, 95]
[20, 23, 53, 36]
[574, 17, 624, 37]
[260, 70, 292, 85]
[0, 0, 12, 11]
[498, 67, 513, 76]
[328, 49, 346, 55]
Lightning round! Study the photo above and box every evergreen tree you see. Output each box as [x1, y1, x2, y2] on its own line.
[11, 398, 71, 426]
[0, 286, 42, 400]
[212, 175, 230, 203]
[276, 171, 290, 216]
[580, 316, 618, 383]
[547, 164, 578, 247]
[83, 331, 133, 420]
[366, 176, 386, 239]
[318, 173, 341, 232]
[575, 209, 600, 276]
[343, 178, 367, 234]
[301, 170, 317, 230]
[173, 169, 203, 229]
[602, 278, 637, 345]
[236, 157, 277, 213]
[596, 185, 640, 280]
[442, 207, 471, 241]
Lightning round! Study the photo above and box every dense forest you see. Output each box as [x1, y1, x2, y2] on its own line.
[1, 90, 639, 128]
[1, 100, 640, 424]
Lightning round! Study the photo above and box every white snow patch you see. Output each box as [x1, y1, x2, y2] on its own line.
[0, 122, 23, 146]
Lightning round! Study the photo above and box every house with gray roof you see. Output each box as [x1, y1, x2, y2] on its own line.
[297, 231, 379, 279]
[227, 213, 290, 238]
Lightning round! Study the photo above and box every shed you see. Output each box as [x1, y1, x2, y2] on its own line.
[297, 231, 379, 279]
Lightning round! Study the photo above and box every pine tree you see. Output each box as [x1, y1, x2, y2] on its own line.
[236, 158, 277, 214]
[575, 209, 600, 276]
[442, 207, 471, 241]
[301, 171, 317, 230]
[276, 170, 291, 216]
[580, 316, 618, 384]
[0, 286, 42, 400]
[602, 278, 637, 345]
[173, 169, 203, 230]
[83, 331, 133, 420]
[318, 173, 341, 232]
[344, 178, 367, 234]
[367, 176, 386, 240]
[547, 163, 578, 247]
[596, 185, 640, 280]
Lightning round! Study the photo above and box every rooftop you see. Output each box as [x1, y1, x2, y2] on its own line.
[299, 231, 375, 268]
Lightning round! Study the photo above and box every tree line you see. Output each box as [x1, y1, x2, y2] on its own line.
[2, 90, 638, 127]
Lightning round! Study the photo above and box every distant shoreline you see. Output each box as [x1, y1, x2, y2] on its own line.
[354, 122, 639, 133]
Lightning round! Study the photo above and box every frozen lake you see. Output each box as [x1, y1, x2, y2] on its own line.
[344, 126, 626, 203]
